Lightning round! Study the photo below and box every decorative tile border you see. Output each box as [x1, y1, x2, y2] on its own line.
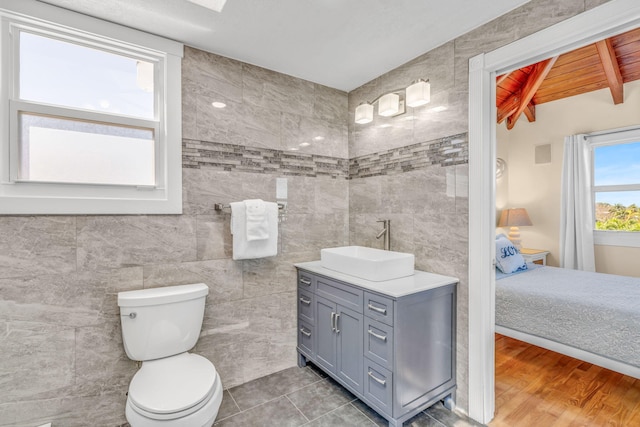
[183, 139, 349, 178]
[349, 133, 469, 179]
[182, 132, 468, 180]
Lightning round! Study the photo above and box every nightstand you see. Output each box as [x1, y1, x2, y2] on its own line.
[520, 248, 549, 265]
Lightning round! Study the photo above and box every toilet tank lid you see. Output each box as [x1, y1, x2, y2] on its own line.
[118, 283, 209, 307]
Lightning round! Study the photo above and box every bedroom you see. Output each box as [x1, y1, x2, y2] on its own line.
[493, 27, 640, 424]
[495, 29, 640, 276]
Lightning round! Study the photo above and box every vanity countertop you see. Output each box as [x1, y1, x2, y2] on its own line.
[295, 261, 458, 298]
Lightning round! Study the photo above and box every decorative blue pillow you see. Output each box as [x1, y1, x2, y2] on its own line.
[495, 235, 528, 274]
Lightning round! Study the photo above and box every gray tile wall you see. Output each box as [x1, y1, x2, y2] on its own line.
[0, 0, 611, 425]
[347, 0, 610, 413]
[0, 47, 349, 427]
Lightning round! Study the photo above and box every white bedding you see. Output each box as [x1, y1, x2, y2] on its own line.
[496, 266, 640, 368]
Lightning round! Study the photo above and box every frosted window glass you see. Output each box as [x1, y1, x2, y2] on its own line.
[19, 113, 155, 186]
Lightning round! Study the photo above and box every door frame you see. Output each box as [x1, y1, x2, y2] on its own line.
[467, 0, 640, 423]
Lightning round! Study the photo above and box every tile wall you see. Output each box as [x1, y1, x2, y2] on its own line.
[346, 0, 611, 412]
[0, 0, 611, 425]
[0, 47, 349, 427]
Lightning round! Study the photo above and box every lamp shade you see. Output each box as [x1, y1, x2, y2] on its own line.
[498, 208, 533, 227]
[406, 80, 430, 107]
[378, 93, 400, 117]
[355, 103, 374, 124]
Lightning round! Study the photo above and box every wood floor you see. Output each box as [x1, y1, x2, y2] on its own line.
[490, 334, 640, 427]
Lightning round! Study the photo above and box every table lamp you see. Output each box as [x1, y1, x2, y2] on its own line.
[498, 208, 532, 250]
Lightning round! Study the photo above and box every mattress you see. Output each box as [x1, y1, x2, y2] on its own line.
[496, 266, 640, 368]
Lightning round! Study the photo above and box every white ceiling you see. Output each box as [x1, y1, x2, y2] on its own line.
[37, 0, 530, 92]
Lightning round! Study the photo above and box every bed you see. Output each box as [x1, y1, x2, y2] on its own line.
[495, 264, 640, 379]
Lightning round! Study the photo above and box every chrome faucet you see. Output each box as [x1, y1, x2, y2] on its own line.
[376, 219, 391, 251]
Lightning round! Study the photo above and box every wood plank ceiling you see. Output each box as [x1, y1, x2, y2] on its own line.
[496, 27, 640, 130]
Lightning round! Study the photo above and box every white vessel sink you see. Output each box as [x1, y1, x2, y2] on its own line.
[320, 246, 415, 282]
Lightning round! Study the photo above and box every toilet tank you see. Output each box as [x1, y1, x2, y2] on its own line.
[118, 283, 209, 361]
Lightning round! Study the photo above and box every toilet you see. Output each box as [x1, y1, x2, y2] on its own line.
[118, 283, 223, 427]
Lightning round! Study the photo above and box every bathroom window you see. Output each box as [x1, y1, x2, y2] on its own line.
[0, 2, 183, 214]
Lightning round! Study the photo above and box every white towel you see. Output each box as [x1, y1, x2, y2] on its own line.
[230, 201, 278, 260]
[245, 199, 269, 241]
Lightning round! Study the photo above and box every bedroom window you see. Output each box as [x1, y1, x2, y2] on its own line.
[0, 2, 183, 214]
[589, 127, 640, 247]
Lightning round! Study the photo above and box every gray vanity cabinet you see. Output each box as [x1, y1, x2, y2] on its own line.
[314, 295, 336, 371]
[296, 264, 457, 427]
[314, 294, 363, 393]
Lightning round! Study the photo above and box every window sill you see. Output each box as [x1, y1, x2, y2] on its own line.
[593, 230, 640, 248]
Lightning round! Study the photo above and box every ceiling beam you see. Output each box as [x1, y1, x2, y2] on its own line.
[496, 72, 511, 86]
[596, 38, 624, 104]
[506, 56, 558, 130]
[523, 102, 535, 122]
[496, 94, 520, 123]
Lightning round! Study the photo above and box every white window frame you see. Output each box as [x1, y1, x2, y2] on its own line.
[588, 126, 640, 248]
[0, 0, 183, 214]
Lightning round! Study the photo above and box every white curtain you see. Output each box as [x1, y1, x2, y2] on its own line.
[559, 134, 596, 271]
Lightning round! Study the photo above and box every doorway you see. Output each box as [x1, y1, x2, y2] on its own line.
[467, 0, 640, 423]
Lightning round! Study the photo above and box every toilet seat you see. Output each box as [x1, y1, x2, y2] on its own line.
[128, 352, 217, 420]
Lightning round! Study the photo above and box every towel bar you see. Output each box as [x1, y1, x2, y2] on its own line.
[214, 202, 286, 212]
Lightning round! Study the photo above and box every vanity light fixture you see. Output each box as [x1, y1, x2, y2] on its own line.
[406, 80, 431, 107]
[354, 79, 430, 124]
[211, 101, 226, 108]
[355, 102, 374, 124]
[378, 93, 400, 116]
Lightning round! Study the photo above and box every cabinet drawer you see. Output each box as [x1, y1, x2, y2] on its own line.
[364, 317, 393, 370]
[316, 276, 363, 314]
[364, 292, 394, 325]
[298, 319, 315, 358]
[298, 271, 315, 291]
[298, 289, 315, 324]
[363, 359, 393, 417]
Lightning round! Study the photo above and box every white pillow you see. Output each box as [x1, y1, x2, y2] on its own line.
[495, 235, 528, 274]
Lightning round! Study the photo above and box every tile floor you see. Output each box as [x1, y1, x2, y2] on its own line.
[214, 363, 484, 427]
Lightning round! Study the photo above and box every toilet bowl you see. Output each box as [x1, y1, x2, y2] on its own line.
[125, 353, 223, 427]
[118, 283, 222, 427]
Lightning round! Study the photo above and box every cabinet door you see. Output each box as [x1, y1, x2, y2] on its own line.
[336, 305, 363, 393]
[315, 295, 337, 373]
